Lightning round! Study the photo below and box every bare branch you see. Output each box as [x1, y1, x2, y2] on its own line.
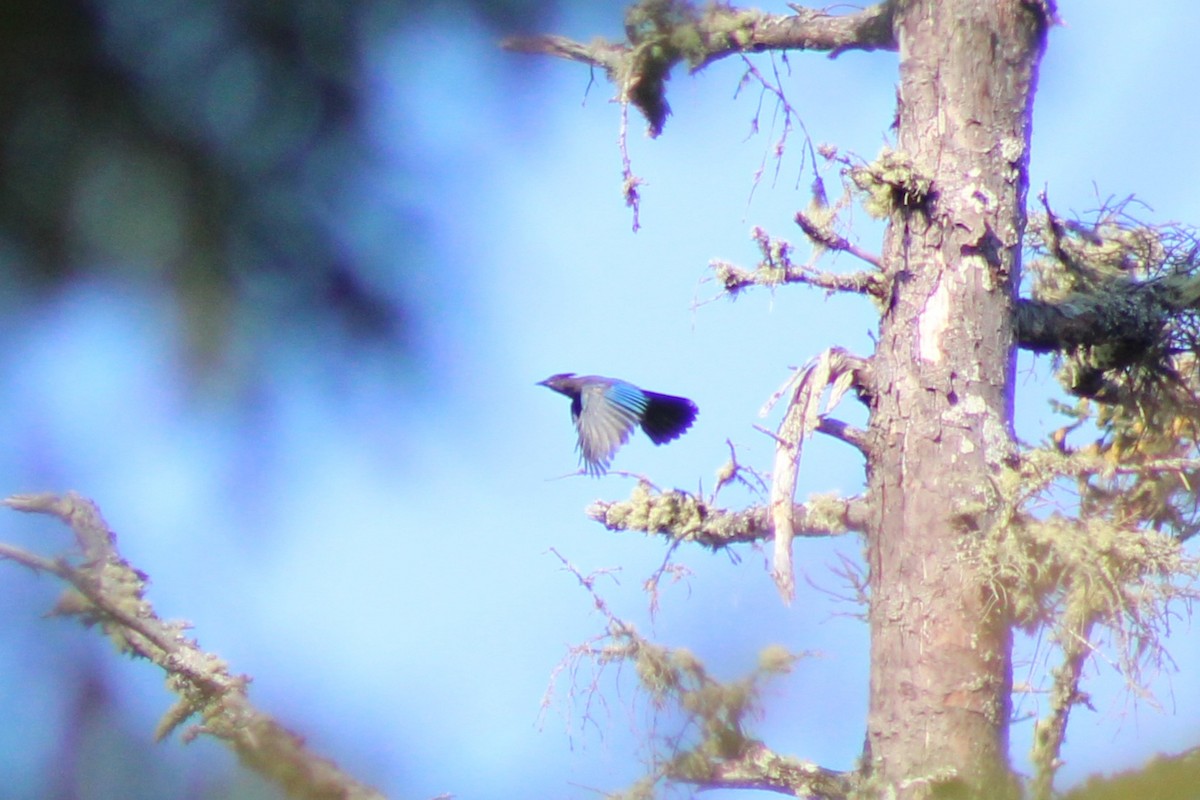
[769, 374, 814, 604]
[737, 53, 819, 199]
[712, 226, 884, 300]
[2, 492, 386, 800]
[763, 349, 870, 602]
[642, 539, 692, 619]
[816, 417, 871, 454]
[713, 257, 883, 296]
[795, 208, 883, 269]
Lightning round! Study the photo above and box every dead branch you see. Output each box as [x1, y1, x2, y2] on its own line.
[712, 225, 884, 300]
[763, 349, 869, 603]
[503, 1, 896, 136]
[816, 417, 870, 455]
[502, 3, 897, 69]
[544, 566, 852, 798]
[665, 740, 852, 798]
[710, 439, 770, 506]
[1, 492, 385, 800]
[795, 208, 883, 269]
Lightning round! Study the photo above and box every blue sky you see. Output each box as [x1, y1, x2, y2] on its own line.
[1, 2, 1200, 798]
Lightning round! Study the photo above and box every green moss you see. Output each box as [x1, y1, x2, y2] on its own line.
[850, 148, 933, 217]
[757, 643, 796, 674]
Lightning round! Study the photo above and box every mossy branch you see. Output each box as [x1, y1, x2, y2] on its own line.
[503, 0, 896, 137]
[664, 739, 852, 797]
[711, 225, 884, 300]
[1016, 193, 1200, 402]
[546, 552, 852, 799]
[1029, 611, 1096, 800]
[0, 492, 386, 800]
[586, 481, 865, 549]
[982, 444, 1199, 794]
[603, 622, 852, 798]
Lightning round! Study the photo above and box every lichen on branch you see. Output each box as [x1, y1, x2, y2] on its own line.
[545, 551, 850, 799]
[1016, 193, 1200, 404]
[503, 0, 896, 136]
[979, 445, 1200, 795]
[710, 225, 884, 300]
[586, 480, 864, 549]
[0, 492, 385, 800]
[848, 147, 934, 218]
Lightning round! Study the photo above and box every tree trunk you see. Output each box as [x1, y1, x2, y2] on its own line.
[865, 2, 1046, 796]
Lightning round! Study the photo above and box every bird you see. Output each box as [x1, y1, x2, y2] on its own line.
[538, 373, 698, 476]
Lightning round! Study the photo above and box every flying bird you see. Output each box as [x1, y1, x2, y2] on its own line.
[538, 373, 698, 476]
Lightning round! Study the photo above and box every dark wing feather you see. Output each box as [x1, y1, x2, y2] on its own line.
[639, 391, 698, 444]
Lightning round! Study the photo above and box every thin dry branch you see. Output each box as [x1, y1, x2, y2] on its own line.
[795, 208, 883, 269]
[736, 52, 818, 198]
[713, 257, 882, 296]
[1, 492, 386, 800]
[816, 417, 871, 454]
[712, 226, 884, 300]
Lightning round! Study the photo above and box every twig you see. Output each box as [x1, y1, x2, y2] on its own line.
[617, 100, 643, 231]
[795, 209, 883, 268]
[709, 439, 770, 505]
[711, 226, 884, 299]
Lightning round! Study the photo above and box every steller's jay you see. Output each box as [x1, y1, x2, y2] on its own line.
[538, 373, 698, 476]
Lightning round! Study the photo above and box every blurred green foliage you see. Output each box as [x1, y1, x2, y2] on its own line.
[0, 0, 552, 373]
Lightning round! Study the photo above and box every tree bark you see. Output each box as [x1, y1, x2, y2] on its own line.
[864, 1, 1047, 796]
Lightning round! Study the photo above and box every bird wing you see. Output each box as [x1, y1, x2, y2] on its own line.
[639, 391, 699, 444]
[576, 381, 645, 474]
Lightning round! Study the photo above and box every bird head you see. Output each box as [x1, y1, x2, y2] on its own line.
[537, 373, 578, 394]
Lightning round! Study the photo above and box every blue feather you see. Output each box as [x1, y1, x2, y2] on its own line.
[539, 373, 698, 475]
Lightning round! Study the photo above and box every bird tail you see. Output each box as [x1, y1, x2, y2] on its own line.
[639, 392, 698, 444]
